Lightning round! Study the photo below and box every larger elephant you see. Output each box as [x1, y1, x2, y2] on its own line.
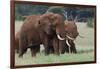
[19, 13, 66, 57]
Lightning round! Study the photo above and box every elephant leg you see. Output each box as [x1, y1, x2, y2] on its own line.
[43, 37, 50, 55]
[19, 33, 28, 57]
[35, 45, 40, 53]
[59, 40, 66, 54]
[19, 48, 27, 57]
[30, 44, 40, 57]
[65, 44, 69, 53]
[72, 43, 77, 53]
[69, 40, 77, 53]
[44, 47, 50, 55]
[53, 37, 59, 55]
[49, 46, 54, 54]
[48, 39, 54, 54]
[30, 46, 37, 57]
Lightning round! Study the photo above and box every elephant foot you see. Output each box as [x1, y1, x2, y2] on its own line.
[54, 51, 60, 56]
[45, 50, 50, 56]
[19, 48, 27, 58]
[32, 54, 36, 57]
[73, 51, 77, 54]
[31, 49, 37, 57]
[45, 53, 49, 56]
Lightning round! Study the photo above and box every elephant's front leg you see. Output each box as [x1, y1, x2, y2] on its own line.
[43, 37, 50, 55]
[53, 37, 59, 55]
[30, 46, 37, 57]
[59, 40, 66, 54]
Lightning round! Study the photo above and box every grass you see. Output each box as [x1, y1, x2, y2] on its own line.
[15, 50, 94, 65]
[15, 21, 95, 66]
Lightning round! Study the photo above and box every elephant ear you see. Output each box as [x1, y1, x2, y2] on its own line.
[38, 13, 54, 26]
[51, 14, 63, 26]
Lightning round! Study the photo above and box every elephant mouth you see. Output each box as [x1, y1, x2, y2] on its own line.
[57, 34, 65, 40]
[66, 35, 75, 41]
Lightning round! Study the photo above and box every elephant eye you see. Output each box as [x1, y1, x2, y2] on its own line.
[66, 32, 70, 35]
[38, 21, 41, 24]
[65, 31, 68, 33]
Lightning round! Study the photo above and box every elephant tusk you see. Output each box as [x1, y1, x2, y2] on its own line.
[79, 34, 84, 38]
[66, 35, 75, 41]
[57, 34, 65, 40]
[66, 40, 71, 53]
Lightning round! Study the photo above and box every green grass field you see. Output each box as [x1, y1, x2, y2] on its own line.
[15, 21, 95, 66]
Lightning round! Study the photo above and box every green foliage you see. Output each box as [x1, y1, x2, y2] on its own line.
[15, 4, 49, 21]
[87, 18, 93, 28]
[47, 6, 66, 20]
[15, 13, 25, 21]
[15, 4, 95, 22]
[47, 6, 64, 14]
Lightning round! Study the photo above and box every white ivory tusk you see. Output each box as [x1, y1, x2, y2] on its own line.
[66, 40, 71, 53]
[66, 35, 75, 41]
[57, 34, 65, 40]
[79, 34, 84, 38]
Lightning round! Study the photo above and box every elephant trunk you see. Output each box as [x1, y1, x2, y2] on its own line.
[56, 25, 66, 41]
[66, 35, 75, 41]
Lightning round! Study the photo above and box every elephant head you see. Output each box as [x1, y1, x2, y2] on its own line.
[64, 20, 79, 41]
[38, 13, 66, 40]
[64, 20, 79, 53]
[51, 13, 66, 40]
[38, 13, 54, 36]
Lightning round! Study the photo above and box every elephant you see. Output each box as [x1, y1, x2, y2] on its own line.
[18, 13, 66, 57]
[63, 20, 79, 53]
[48, 20, 79, 54]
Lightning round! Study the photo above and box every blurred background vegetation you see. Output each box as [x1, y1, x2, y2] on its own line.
[15, 4, 95, 28]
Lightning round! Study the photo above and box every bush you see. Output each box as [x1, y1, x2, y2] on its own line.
[15, 14, 25, 21]
[87, 18, 93, 28]
[46, 6, 66, 21]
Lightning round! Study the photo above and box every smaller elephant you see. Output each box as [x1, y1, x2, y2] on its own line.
[64, 20, 79, 53]
[49, 20, 79, 54]
[48, 20, 79, 54]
